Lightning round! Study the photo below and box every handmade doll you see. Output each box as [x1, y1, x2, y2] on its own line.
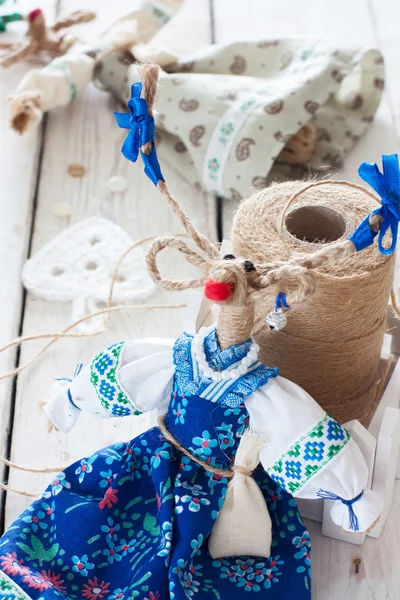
[0, 65, 395, 600]
[6, 0, 384, 200]
[0, 8, 96, 68]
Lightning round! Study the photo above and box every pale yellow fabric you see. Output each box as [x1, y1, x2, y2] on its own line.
[208, 431, 272, 559]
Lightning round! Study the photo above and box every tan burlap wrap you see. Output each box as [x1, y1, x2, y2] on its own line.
[232, 180, 395, 425]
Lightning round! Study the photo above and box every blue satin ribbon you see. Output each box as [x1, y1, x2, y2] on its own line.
[316, 489, 364, 531]
[275, 292, 289, 310]
[114, 82, 164, 186]
[349, 154, 400, 255]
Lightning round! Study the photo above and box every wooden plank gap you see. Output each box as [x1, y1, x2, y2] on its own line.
[209, 0, 223, 242]
[0, 115, 49, 534]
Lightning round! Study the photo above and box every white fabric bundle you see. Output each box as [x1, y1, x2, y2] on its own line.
[208, 431, 272, 559]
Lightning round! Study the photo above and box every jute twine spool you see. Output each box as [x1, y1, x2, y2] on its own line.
[232, 180, 395, 425]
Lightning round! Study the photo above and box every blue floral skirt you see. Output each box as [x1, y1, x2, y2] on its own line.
[0, 427, 311, 599]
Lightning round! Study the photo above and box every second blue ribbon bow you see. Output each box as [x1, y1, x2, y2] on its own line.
[349, 153, 400, 255]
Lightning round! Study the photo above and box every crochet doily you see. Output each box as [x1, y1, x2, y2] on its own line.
[22, 217, 156, 332]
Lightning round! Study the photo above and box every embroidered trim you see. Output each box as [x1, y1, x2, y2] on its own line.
[267, 414, 350, 494]
[89, 342, 142, 417]
[202, 94, 259, 195]
[0, 570, 31, 600]
[173, 331, 278, 408]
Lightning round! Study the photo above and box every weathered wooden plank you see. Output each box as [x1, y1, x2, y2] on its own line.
[4, 0, 215, 526]
[0, 0, 58, 529]
[214, 0, 400, 598]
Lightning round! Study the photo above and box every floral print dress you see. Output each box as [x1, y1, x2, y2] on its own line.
[0, 331, 311, 600]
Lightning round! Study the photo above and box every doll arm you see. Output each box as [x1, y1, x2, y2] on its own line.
[8, 51, 94, 134]
[44, 338, 175, 433]
[245, 376, 382, 533]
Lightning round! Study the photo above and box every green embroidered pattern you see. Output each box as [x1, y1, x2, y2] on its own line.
[0, 570, 31, 600]
[90, 342, 142, 417]
[267, 414, 350, 495]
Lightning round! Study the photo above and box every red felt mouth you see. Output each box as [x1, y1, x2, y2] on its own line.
[204, 279, 233, 302]
[28, 8, 43, 22]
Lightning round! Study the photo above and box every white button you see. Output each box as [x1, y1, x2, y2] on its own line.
[108, 175, 128, 193]
[53, 202, 72, 217]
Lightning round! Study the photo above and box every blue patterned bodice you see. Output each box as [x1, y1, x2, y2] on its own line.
[165, 328, 278, 468]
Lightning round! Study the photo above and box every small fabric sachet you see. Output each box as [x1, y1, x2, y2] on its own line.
[208, 431, 272, 559]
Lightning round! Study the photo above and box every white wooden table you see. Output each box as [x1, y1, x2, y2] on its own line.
[1, 1, 400, 598]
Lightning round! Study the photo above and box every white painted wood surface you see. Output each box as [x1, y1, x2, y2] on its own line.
[0, 0, 58, 517]
[1, 0, 400, 599]
[369, 407, 400, 539]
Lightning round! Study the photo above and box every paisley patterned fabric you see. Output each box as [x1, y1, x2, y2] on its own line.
[0, 335, 310, 600]
[95, 39, 384, 200]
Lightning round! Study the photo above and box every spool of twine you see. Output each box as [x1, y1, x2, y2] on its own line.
[232, 180, 395, 425]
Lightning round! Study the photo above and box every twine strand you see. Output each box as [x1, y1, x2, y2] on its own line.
[157, 416, 235, 478]
[0, 457, 64, 473]
[0, 482, 38, 498]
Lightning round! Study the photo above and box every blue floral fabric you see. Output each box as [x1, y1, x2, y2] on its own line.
[0, 333, 311, 599]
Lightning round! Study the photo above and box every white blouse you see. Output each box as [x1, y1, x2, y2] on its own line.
[45, 334, 382, 534]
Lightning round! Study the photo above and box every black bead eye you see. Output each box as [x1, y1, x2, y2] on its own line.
[243, 260, 256, 272]
[223, 254, 236, 260]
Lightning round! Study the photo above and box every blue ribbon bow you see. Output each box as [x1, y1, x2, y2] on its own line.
[114, 82, 164, 186]
[316, 489, 364, 531]
[349, 154, 400, 255]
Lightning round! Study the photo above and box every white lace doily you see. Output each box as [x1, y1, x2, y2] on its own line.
[22, 217, 156, 332]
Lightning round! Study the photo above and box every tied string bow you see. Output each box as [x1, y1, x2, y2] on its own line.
[316, 489, 364, 532]
[114, 82, 164, 186]
[349, 153, 400, 255]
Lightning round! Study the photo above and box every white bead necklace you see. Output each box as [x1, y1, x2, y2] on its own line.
[192, 325, 260, 383]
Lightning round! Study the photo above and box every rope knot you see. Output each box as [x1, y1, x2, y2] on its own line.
[316, 489, 364, 531]
[231, 464, 254, 477]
